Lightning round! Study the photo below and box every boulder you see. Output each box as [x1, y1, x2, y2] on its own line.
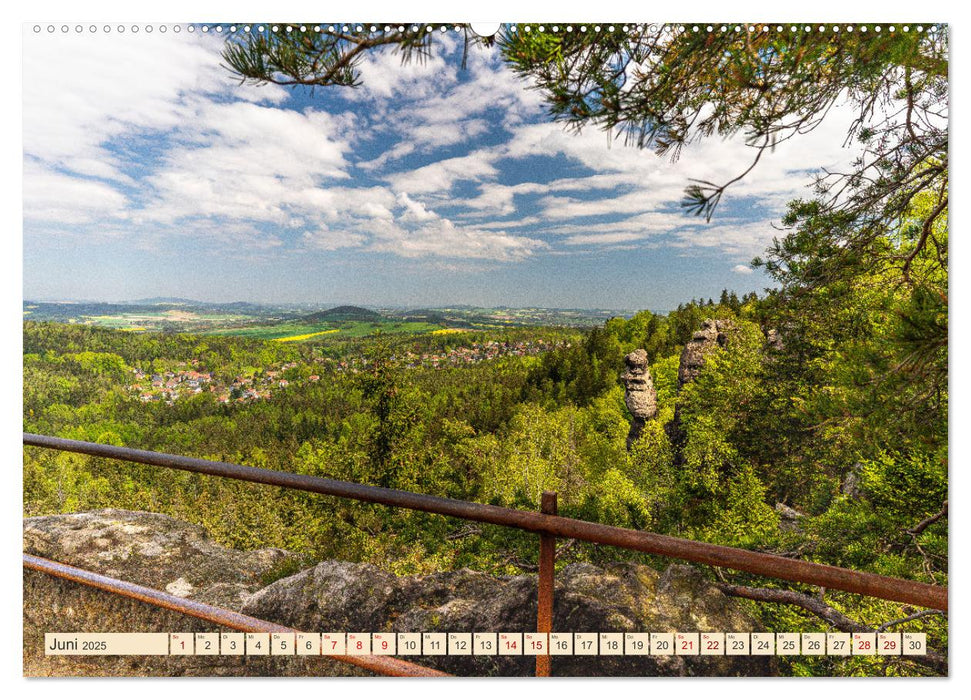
[23, 509, 292, 609]
[244, 560, 775, 676]
[774, 503, 807, 533]
[23, 509, 347, 676]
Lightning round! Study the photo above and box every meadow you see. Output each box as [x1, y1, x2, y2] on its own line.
[204, 319, 444, 341]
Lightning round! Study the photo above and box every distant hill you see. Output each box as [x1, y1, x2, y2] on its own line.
[301, 306, 383, 323]
[214, 301, 267, 312]
[132, 298, 268, 313]
[131, 297, 200, 305]
[398, 309, 450, 324]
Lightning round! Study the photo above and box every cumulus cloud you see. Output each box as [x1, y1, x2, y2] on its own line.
[387, 153, 499, 195]
[23, 31, 285, 184]
[23, 161, 128, 225]
[22, 26, 865, 270]
[350, 36, 545, 164]
[141, 102, 353, 225]
[671, 221, 779, 261]
[368, 216, 546, 261]
[732, 264, 755, 275]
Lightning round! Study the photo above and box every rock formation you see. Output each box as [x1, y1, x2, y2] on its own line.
[677, 319, 733, 388]
[24, 510, 774, 677]
[245, 559, 774, 677]
[667, 319, 735, 448]
[622, 349, 658, 449]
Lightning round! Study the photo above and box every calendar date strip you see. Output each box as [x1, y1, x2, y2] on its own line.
[44, 631, 930, 658]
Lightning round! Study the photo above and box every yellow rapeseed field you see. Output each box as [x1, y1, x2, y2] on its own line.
[273, 329, 339, 343]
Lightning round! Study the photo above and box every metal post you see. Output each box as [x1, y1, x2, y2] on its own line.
[536, 491, 557, 677]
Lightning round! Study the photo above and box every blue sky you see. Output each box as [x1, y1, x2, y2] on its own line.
[22, 25, 862, 311]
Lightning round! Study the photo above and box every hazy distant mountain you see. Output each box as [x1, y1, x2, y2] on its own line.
[301, 306, 383, 323]
[213, 301, 268, 312]
[131, 297, 201, 305]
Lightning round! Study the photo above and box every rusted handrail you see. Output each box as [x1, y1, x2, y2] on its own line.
[23, 433, 948, 611]
[23, 553, 450, 677]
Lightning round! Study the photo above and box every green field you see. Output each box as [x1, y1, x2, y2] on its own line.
[70, 312, 254, 332]
[204, 319, 443, 341]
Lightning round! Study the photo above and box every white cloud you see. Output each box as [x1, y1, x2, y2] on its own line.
[459, 182, 546, 217]
[303, 227, 367, 252]
[396, 193, 438, 223]
[538, 211, 700, 238]
[563, 232, 646, 246]
[732, 264, 755, 275]
[23, 161, 127, 225]
[367, 216, 546, 261]
[141, 102, 353, 225]
[21, 27, 869, 270]
[22, 31, 286, 187]
[349, 39, 458, 101]
[352, 37, 545, 165]
[387, 153, 499, 195]
[671, 221, 780, 261]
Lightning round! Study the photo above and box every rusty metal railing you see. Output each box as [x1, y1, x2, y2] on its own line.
[23, 433, 949, 676]
[23, 553, 449, 677]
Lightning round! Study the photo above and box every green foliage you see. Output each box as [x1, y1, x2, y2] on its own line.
[858, 451, 947, 516]
[799, 448, 947, 582]
[697, 465, 779, 548]
[523, 325, 624, 407]
[649, 354, 679, 408]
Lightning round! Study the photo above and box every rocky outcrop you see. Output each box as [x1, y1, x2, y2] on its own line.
[24, 509, 293, 609]
[678, 319, 734, 388]
[22, 509, 348, 677]
[24, 510, 775, 677]
[667, 319, 735, 448]
[622, 349, 658, 449]
[245, 559, 774, 676]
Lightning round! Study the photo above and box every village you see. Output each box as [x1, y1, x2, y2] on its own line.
[128, 338, 560, 405]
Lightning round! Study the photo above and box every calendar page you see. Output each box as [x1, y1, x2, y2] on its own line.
[21, 8, 949, 681]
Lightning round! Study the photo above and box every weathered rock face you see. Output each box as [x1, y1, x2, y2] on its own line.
[23, 509, 342, 677]
[25, 510, 775, 677]
[677, 319, 734, 388]
[842, 463, 863, 499]
[622, 349, 658, 449]
[667, 318, 736, 448]
[24, 509, 292, 609]
[245, 560, 775, 676]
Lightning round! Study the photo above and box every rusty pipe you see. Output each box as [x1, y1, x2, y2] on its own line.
[23, 433, 948, 611]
